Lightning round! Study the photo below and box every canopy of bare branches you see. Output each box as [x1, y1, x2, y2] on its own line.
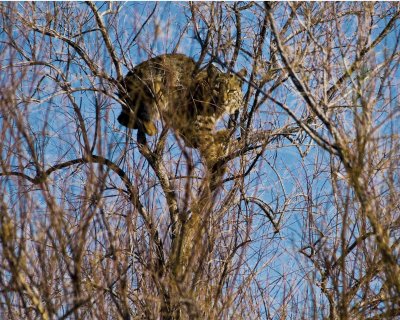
[0, 2, 399, 319]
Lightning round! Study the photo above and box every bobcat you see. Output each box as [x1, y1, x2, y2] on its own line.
[117, 53, 246, 169]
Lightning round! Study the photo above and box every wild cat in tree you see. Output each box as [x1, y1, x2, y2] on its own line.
[117, 53, 246, 170]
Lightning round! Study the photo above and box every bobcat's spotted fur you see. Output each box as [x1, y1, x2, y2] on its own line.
[117, 54, 245, 169]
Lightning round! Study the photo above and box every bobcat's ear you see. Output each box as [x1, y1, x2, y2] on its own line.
[237, 68, 247, 78]
[207, 64, 220, 78]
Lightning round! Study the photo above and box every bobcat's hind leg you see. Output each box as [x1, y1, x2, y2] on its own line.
[142, 120, 157, 136]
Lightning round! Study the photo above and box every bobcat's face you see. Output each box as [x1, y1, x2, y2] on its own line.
[215, 71, 245, 115]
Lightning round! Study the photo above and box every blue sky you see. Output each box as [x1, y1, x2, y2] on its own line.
[1, 2, 400, 317]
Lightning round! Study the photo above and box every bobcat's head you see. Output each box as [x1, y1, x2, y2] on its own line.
[206, 67, 246, 116]
[218, 69, 246, 114]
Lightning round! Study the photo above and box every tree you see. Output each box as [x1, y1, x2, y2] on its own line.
[0, 2, 399, 319]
